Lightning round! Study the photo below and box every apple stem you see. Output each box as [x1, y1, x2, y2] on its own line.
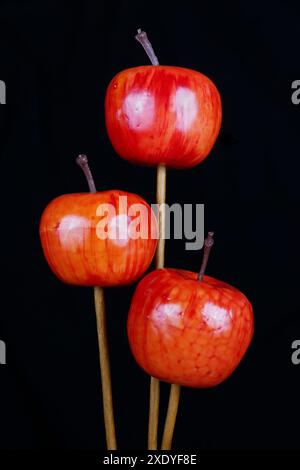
[198, 232, 215, 281]
[135, 29, 159, 66]
[76, 154, 97, 193]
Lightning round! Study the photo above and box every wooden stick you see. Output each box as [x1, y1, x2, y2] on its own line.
[161, 384, 181, 450]
[161, 233, 215, 449]
[76, 155, 117, 450]
[94, 286, 117, 450]
[148, 164, 167, 450]
[148, 376, 161, 450]
[156, 164, 167, 269]
[134, 30, 171, 451]
[156, 163, 181, 451]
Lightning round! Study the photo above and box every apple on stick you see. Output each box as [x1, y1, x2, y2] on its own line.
[128, 232, 254, 388]
[104, 28, 222, 450]
[105, 34, 222, 169]
[40, 159, 157, 287]
[128, 232, 254, 448]
[40, 154, 158, 450]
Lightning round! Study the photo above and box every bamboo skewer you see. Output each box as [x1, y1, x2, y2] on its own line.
[161, 383, 181, 450]
[135, 29, 165, 451]
[94, 286, 117, 450]
[135, 29, 182, 451]
[148, 164, 167, 450]
[161, 233, 215, 449]
[148, 376, 161, 450]
[156, 164, 167, 269]
[77, 154, 117, 450]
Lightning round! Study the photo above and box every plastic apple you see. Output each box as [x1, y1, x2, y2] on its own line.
[127, 233, 254, 388]
[105, 32, 221, 169]
[40, 156, 157, 287]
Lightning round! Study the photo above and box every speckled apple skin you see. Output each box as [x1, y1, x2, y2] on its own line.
[127, 268, 254, 388]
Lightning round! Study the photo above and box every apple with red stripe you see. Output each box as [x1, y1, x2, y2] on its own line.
[127, 232, 254, 388]
[105, 30, 222, 169]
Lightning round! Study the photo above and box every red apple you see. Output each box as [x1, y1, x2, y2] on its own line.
[105, 65, 222, 168]
[127, 268, 254, 388]
[40, 189, 157, 287]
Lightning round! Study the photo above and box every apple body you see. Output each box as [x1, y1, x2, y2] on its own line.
[105, 65, 222, 169]
[127, 268, 254, 388]
[40, 190, 157, 286]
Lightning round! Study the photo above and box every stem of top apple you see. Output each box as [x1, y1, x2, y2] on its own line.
[198, 232, 214, 281]
[76, 154, 97, 193]
[135, 29, 159, 65]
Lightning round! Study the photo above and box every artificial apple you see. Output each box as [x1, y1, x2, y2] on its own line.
[127, 233, 254, 388]
[105, 43, 222, 168]
[40, 157, 157, 287]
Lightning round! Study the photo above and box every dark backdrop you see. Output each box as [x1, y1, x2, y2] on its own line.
[0, 0, 299, 451]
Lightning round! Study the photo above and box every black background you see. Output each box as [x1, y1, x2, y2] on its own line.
[0, 0, 299, 451]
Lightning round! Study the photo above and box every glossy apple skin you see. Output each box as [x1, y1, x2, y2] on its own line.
[105, 66, 222, 169]
[40, 190, 157, 287]
[127, 268, 254, 388]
